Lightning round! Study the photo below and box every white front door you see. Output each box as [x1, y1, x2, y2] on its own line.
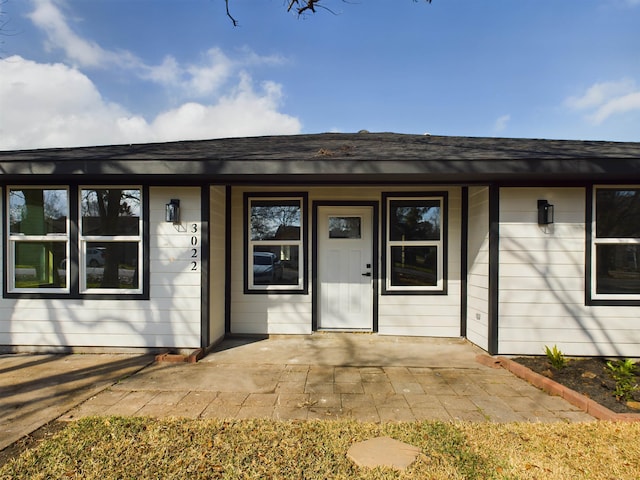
[317, 206, 373, 330]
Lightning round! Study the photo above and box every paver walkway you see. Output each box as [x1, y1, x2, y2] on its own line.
[61, 335, 594, 424]
[0, 353, 153, 451]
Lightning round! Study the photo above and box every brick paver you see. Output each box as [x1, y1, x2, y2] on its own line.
[66, 362, 594, 423]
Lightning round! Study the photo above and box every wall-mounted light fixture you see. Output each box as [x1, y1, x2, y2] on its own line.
[537, 199, 554, 225]
[165, 199, 180, 224]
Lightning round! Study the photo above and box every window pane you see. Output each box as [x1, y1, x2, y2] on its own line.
[81, 189, 141, 236]
[250, 200, 300, 241]
[15, 242, 66, 288]
[85, 242, 139, 289]
[596, 244, 640, 294]
[253, 246, 299, 286]
[389, 200, 440, 241]
[596, 189, 640, 238]
[329, 217, 361, 239]
[390, 246, 437, 287]
[9, 188, 68, 235]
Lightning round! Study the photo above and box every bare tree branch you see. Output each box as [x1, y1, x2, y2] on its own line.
[225, 0, 239, 27]
[227, 0, 433, 26]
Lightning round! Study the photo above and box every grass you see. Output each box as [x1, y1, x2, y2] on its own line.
[1, 418, 640, 479]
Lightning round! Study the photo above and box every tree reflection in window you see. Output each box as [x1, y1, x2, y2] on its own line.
[81, 188, 141, 290]
[250, 200, 300, 241]
[8, 188, 68, 290]
[247, 197, 303, 290]
[385, 195, 445, 292]
[390, 200, 440, 242]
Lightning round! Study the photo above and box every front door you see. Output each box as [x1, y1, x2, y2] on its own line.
[317, 206, 374, 330]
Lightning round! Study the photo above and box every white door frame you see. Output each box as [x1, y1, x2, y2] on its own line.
[312, 201, 378, 331]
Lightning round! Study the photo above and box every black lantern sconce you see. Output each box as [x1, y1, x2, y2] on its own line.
[537, 199, 554, 225]
[165, 199, 180, 224]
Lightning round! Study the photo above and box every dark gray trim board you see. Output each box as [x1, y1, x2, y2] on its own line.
[200, 186, 210, 348]
[460, 187, 469, 338]
[225, 186, 232, 334]
[488, 185, 500, 355]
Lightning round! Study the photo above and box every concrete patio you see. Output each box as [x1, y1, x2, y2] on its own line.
[60, 334, 594, 424]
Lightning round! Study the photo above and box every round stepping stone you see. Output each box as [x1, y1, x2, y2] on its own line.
[347, 436, 421, 471]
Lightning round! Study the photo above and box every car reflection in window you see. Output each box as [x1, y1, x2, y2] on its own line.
[253, 252, 284, 284]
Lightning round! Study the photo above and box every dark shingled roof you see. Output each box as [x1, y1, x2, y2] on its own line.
[1, 132, 640, 185]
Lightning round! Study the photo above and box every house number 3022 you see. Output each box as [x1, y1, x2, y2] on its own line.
[190, 223, 199, 271]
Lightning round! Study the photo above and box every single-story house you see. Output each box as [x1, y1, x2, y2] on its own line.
[1, 132, 640, 357]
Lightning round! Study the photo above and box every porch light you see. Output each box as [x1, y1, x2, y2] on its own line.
[537, 199, 554, 225]
[165, 199, 180, 224]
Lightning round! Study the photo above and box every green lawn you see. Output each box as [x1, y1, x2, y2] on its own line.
[1, 417, 639, 479]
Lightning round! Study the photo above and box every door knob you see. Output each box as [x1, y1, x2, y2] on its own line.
[361, 272, 372, 277]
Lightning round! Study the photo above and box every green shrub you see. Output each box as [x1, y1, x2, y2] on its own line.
[606, 359, 638, 402]
[544, 345, 567, 369]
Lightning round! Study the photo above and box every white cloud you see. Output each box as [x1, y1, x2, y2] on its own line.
[151, 74, 301, 140]
[28, 0, 288, 99]
[0, 56, 301, 150]
[565, 78, 640, 125]
[493, 114, 510, 134]
[0, 56, 137, 149]
[28, 0, 138, 69]
[1, 1, 302, 149]
[142, 47, 287, 97]
[186, 48, 236, 96]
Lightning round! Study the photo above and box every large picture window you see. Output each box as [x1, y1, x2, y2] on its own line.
[383, 193, 447, 294]
[591, 187, 640, 301]
[245, 194, 307, 292]
[7, 187, 69, 292]
[5, 185, 145, 297]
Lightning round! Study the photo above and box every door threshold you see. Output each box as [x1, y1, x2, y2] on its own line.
[316, 329, 374, 333]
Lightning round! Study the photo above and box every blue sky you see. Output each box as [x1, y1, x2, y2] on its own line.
[1, 0, 639, 150]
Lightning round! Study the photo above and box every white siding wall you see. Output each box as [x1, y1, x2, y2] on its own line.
[209, 186, 226, 343]
[0, 186, 202, 351]
[466, 186, 490, 350]
[230, 186, 462, 337]
[498, 187, 640, 357]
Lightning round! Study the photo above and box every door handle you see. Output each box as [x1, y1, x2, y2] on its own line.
[361, 272, 372, 277]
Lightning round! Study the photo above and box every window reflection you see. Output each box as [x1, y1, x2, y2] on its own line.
[329, 217, 361, 239]
[390, 246, 437, 287]
[596, 189, 640, 238]
[15, 242, 67, 288]
[84, 242, 139, 289]
[9, 189, 68, 235]
[596, 245, 640, 294]
[8, 188, 68, 291]
[247, 196, 304, 291]
[250, 200, 300, 241]
[385, 195, 445, 293]
[81, 189, 140, 236]
[389, 200, 440, 241]
[252, 246, 299, 286]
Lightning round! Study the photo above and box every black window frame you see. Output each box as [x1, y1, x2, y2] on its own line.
[243, 192, 308, 295]
[587, 185, 640, 306]
[382, 191, 448, 295]
[3, 184, 149, 300]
